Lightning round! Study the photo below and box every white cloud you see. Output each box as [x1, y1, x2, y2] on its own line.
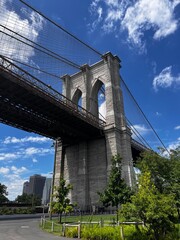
[2, 174, 27, 200]
[160, 137, 180, 157]
[0, 135, 53, 162]
[11, 165, 27, 174]
[0, 153, 18, 161]
[0, 165, 29, 200]
[24, 147, 52, 156]
[3, 136, 50, 144]
[0, 0, 44, 62]
[90, 0, 180, 51]
[131, 124, 151, 138]
[89, 1, 103, 32]
[174, 125, 180, 130]
[32, 158, 38, 163]
[167, 138, 180, 152]
[0, 147, 53, 162]
[155, 112, 162, 117]
[152, 61, 157, 74]
[153, 66, 180, 91]
[0, 167, 10, 174]
[122, 0, 179, 47]
[0, 165, 27, 175]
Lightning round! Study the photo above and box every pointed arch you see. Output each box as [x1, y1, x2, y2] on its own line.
[72, 88, 82, 107]
[90, 79, 106, 119]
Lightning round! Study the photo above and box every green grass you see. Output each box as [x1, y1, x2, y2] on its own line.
[51, 213, 117, 224]
[41, 215, 180, 239]
[40, 219, 63, 236]
[41, 214, 117, 237]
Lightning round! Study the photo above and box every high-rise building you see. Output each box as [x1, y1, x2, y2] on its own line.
[22, 181, 30, 195]
[42, 178, 52, 205]
[29, 174, 46, 199]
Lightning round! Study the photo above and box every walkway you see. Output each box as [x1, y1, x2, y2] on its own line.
[0, 219, 73, 240]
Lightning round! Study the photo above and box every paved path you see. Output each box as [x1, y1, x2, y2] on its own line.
[0, 219, 73, 240]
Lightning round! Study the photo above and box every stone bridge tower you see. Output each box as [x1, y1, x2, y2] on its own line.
[53, 52, 135, 210]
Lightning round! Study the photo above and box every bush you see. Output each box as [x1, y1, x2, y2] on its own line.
[41, 220, 180, 240]
[65, 227, 78, 238]
[123, 225, 152, 240]
[81, 226, 122, 240]
[0, 207, 35, 215]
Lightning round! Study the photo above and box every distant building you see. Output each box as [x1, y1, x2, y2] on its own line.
[22, 181, 30, 195]
[29, 174, 46, 199]
[42, 178, 52, 205]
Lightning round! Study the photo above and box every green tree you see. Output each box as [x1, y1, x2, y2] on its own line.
[15, 193, 41, 206]
[169, 146, 180, 220]
[121, 171, 177, 240]
[98, 154, 132, 222]
[51, 178, 75, 223]
[137, 147, 180, 220]
[0, 183, 9, 203]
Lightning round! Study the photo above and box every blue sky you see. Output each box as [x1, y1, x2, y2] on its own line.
[0, 0, 180, 200]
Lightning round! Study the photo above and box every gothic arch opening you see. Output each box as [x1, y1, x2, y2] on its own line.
[90, 80, 106, 120]
[72, 89, 82, 109]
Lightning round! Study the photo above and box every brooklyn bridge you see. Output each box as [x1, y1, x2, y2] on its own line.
[0, 0, 166, 209]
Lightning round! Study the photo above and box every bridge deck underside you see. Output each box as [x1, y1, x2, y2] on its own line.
[0, 69, 103, 144]
[0, 68, 146, 158]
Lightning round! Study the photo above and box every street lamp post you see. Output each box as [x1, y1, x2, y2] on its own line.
[49, 173, 53, 220]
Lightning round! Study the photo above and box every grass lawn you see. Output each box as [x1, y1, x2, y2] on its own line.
[41, 214, 180, 239]
[57, 213, 117, 223]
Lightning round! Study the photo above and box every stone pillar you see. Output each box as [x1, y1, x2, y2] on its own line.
[76, 141, 89, 210]
[61, 74, 71, 99]
[102, 52, 135, 186]
[80, 64, 91, 111]
[120, 127, 135, 187]
[63, 141, 90, 211]
[53, 138, 65, 187]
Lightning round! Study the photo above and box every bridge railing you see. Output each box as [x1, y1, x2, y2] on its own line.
[0, 55, 105, 129]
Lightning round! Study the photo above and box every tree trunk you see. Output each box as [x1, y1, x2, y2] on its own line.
[58, 213, 62, 223]
[116, 207, 118, 223]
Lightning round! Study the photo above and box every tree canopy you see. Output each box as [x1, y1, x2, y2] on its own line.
[51, 178, 75, 223]
[121, 146, 180, 240]
[15, 193, 41, 206]
[137, 148, 180, 219]
[0, 183, 9, 203]
[98, 154, 132, 221]
[121, 171, 177, 240]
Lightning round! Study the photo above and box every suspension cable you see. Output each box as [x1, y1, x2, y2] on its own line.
[126, 117, 152, 150]
[121, 77, 170, 155]
[19, 0, 102, 56]
[0, 29, 80, 69]
[3, 56, 61, 79]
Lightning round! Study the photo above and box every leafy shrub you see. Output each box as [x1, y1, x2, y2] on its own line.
[81, 226, 122, 240]
[65, 227, 78, 238]
[123, 225, 151, 240]
[0, 207, 12, 215]
[0, 207, 35, 215]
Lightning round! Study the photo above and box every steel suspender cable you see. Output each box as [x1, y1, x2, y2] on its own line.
[19, 0, 102, 57]
[0, 30, 81, 70]
[126, 117, 152, 150]
[121, 77, 170, 155]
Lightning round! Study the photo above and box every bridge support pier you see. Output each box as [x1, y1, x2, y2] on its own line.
[53, 139, 65, 186]
[53, 52, 135, 210]
[53, 138, 108, 211]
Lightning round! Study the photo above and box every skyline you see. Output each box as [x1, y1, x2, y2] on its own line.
[0, 0, 179, 200]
